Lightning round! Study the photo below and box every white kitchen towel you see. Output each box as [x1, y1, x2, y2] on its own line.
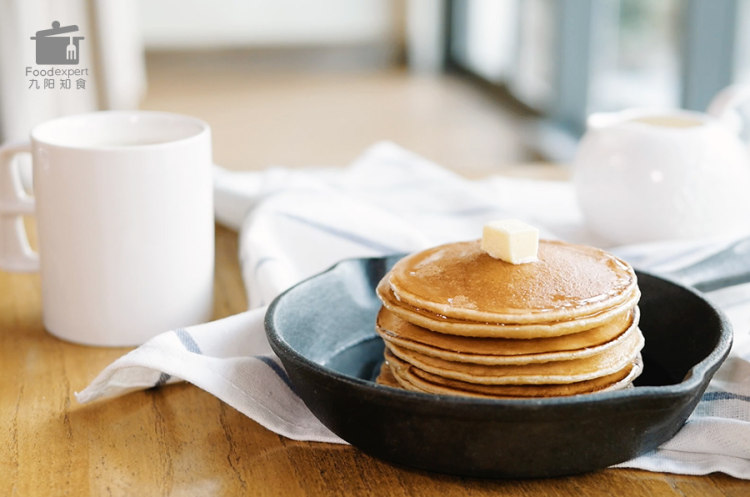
[76, 142, 750, 478]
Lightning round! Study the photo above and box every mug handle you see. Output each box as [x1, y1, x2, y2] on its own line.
[0, 142, 39, 272]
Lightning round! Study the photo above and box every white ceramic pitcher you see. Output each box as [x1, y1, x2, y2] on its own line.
[573, 85, 750, 245]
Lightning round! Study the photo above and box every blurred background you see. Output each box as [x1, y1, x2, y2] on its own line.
[2, 0, 749, 176]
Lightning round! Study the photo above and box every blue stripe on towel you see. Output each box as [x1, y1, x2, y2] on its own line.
[153, 371, 171, 387]
[381, 205, 503, 217]
[255, 355, 296, 392]
[254, 256, 278, 274]
[175, 328, 202, 354]
[151, 328, 201, 388]
[276, 212, 402, 253]
[441, 206, 504, 217]
[702, 391, 750, 403]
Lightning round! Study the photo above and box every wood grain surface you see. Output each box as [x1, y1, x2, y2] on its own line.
[0, 224, 748, 496]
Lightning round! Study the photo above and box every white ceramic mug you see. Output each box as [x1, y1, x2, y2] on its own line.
[574, 86, 750, 245]
[0, 111, 214, 346]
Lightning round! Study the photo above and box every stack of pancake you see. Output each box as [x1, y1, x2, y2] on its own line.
[375, 239, 644, 398]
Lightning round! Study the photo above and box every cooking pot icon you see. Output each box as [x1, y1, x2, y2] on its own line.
[30, 21, 84, 65]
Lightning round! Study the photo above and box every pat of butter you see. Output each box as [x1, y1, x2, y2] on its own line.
[481, 219, 539, 264]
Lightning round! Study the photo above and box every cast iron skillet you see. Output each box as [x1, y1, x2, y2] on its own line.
[266, 245, 738, 478]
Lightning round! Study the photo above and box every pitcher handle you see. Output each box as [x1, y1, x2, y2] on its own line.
[707, 84, 750, 125]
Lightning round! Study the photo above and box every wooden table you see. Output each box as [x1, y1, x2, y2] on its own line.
[1, 223, 748, 496]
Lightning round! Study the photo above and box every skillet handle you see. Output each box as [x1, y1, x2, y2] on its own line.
[663, 237, 750, 292]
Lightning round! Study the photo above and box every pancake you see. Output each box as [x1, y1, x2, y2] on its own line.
[373, 236, 643, 399]
[377, 278, 640, 338]
[385, 325, 644, 385]
[375, 306, 639, 364]
[383, 349, 643, 398]
[387, 240, 637, 326]
[410, 358, 642, 397]
[386, 362, 431, 394]
[375, 361, 402, 388]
